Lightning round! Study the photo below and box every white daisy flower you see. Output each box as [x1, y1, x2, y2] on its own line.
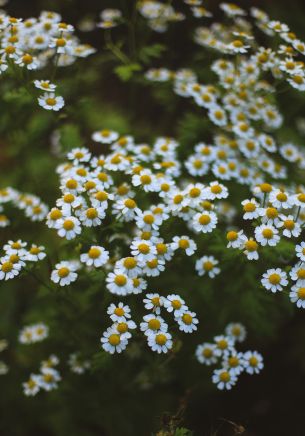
[51, 261, 78, 286]
[255, 223, 280, 246]
[107, 302, 131, 322]
[164, 294, 188, 316]
[38, 93, 65, 111]
[175, 311, 198, 333]
[225, 323, 247, 343]
[289, 285, 305, 308]
[57, 216, 82, 240]
[214, 335, 235, 357]
[106, 271, 133, 295]
[195, 343, 218, 365]
[34, 79, 56, 92]
[290, 263, 305, 285]
[192, 211, 218, 233]
[195, 256, 220, 278]
[212, 368, 237, 390]
[223, 351, 245, 376]
[143, 293, 165, 314]
[80, 246, 109, 267]
[147, 331, 173, 354]
[0, 258, 22, 280]
[261, 268, 288, 293]
[295, 242, 305, 262]
[140, 314, 168, 336]
[101, 327, 128, 354]
[23, 375, 41, 396]
[243, 351, 264, 374]
[92, 129, 119, 144]
[171, 236, 197, 256]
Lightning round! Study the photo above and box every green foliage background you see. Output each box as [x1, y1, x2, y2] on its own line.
[1, 1, 305, 435]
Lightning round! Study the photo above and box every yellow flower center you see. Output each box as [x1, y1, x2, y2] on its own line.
[179, 239, 189, 249]
[155, 334, 167, 345]
[227, 231, 237, 241]
[114, 307, 124, 317]
[182, 314, 193, 325]
[262, 229, 273, 239]
[268, 273, 280, 285]
[58, 267, 70, 278]
[123, 257, 137, 269]
[219, 371, 230, 382]
[199, 214, 211, 225]
[1, 262, 13, 273]
[63, 220, 75, 230]
[124, 199, 136, 209]
[114, 275, 127, 286]
[108, 334, 120, 346]
[148, 319, 161, 330]
[46, 98, 56, 106]
[138, 244, 150, 254]
[86, 208, 98, 219]
[88, 248, 101, 259]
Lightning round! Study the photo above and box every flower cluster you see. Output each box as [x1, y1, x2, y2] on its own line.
[0, 239, 46, 281]
[0, 187, 49, 226]
[137, 0, 184, 33]
[0, 9, 95, 109]
[196, 323, 263, 390]
[101, 293, 198, 355]
[22, 354, 61, 396]
[19, 323, 48, 344]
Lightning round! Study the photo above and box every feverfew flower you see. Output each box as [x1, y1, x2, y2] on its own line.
[38, 93, 65, 111]
[175, 311, 199, 333]
[147, 331, 173, 354]
[261, 268, 288, 293]
[212, 368, 237, 390]
[51, 261, 78, 286]
[243, 351, 264, 374]
[80, 246, 109, 267]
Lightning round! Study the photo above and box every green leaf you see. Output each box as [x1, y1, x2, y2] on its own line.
[114, 63, 142, 81]
[139, 44, 166, 64]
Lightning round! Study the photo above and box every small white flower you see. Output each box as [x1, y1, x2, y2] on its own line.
[195, 256, 220, 278]
[212, 368, 237, 390]
[92, 129, 119, 144]
[261, 268, 288, 293]
[51, 261, 78, 286]
[80, 246, 109, 267]
[175, 311, 198, 333]
[164, 294, 188, 316]
[147, 331, 173, 353]
[101, 327, 128, 354]
[143, 293, 165, 314]
[140, 314, 168, 336]
[107, 302, 131, 322]
[289, 284, 305, 308]
[243, 351, 264, 374]
[38, 93, 65, 111]
[195, 343, 218, 365]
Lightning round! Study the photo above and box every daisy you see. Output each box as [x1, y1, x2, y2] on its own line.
[255, 223, 280, 246]
[106, 271, 133, 295]
[176, 311, 198, 333]
[164, 294, 188, 316]
[92, 129, 119, 144]
[226, 230, 247, 249]
[290, 263, 305, 285]
[56, 215, 82, 239]
[0, 258, 22, 280]
[225, 323, 247, 343]
[171, 236, 197, 256]
[214, 335, 235, 357]
[143, 257, 165, 277]
[101, 327, 128, 354]
[78, 207, 105, 227]
[212, 368, 237, 390]
[23, 375, 41, 396]
[243, 351, 264, 374]
[27, 244, 46, 262]
[205, 182, 229, 200]
[195, 256, 220, 278]
[50, 261, 79, 286]
[143, 293, 165, 314]
[132, 169, 158, 193]
[195, 343, 218, 365]
[112, 319, 137, 339]
[39, 367, 61, 391]
[130, 239, 157, 262]
[147, 331, 173, 354]
[261, 268, 288, 293]
[107, 302, 131, 322]
[277, 215, 301, 238]
[113, 198, 141, 221]
[269, 189, 294, 209]
[241, 198, 264, 220]
[38, 93, 65, 111]
[80, 246, 109, 267]
[295, 242, 305, 262]
[223, 351, 245, 376]
[34, 79, 56, 91]
[192, 211, 217, 233]
[289, 285, 305, 308]
[140, 314, 168, 336]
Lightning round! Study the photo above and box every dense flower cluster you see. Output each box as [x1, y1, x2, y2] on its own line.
[196, 323, 263, 390]
[0, 9, 95, 110]
[0, 239, 46, 281]
[0, 187, 48, 226]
